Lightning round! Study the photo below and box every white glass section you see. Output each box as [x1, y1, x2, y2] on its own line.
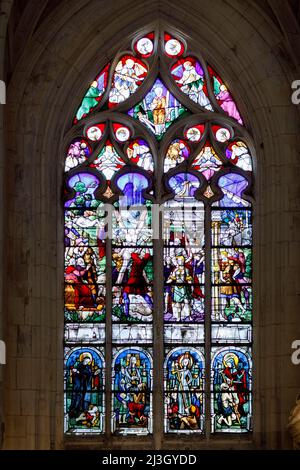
[112, 323, 153, 343]
[64, 324, 105, 343]
[164, 324, 204, 343]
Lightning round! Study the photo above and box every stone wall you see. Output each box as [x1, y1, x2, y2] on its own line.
[0, 0, 14, 449]
[1, 0, 300, 449]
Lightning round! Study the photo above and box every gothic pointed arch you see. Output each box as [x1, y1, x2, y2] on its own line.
[63, 26, 254, 438]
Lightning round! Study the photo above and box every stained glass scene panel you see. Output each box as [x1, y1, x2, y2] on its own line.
[226, 141, 253, 172]
[90, 141, 125, 181]
[212, 285, 252, 323]
[116, 172, 150, 207]
[192, 141, 223, 181]
[171, 56, 213, 110]
[64, 208, 106, 320]
[112, 347, 153, 434]
[211, 347, 252, 433]
[163, 200, 205, 323]
[128, 78, 188, 140]
[164, 347, 205, 433]
[112, 285, 153, 323]
[163, 284, 205, 323]
[168, 172, 200, 198]
[211, 247, 252, 323]
[112, 191, 153, 324]
[211, 248, 252, 284]
[64, 346, 105, 434]
[65, 139, 91, 172]
[164, 139, 190, 173]
[65, 173, 102, 209]
[112, 248, 153, 287]
[126, 139, 154, 172]
[208, 65, 243, 125]
[108, 55, 148, 107]
[64, 209, 106, 248]
[211, 209, 252, 247]
[112, 203, 152, 247]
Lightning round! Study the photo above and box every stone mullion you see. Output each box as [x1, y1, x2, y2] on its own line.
[105, 208, 112, 438]
[152, 134, 164, 446]
[153, 216, 164, 447]
[204, 203, 212, 439]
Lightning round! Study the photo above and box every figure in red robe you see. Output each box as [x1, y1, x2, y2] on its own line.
[123, 252, 153, 318]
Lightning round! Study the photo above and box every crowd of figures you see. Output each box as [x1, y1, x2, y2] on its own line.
[113, 349, 152, 431]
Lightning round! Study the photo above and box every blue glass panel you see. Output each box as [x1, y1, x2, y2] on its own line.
[65, 139, 91, 172]
[164, 347, 205, 433]
[65, 173, 102, 208]
[112, 347, 153, 434]
[211, 347, 252, 433]
[64, 346, 105, 434]
[213, 173, 250, 208]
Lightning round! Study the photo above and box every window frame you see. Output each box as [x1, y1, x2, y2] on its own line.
[62, 24, 255, 447]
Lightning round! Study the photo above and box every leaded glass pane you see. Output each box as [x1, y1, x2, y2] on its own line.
[63, 29, 254, 439]
[112, 347, 153, 434]
[64, 346, 105, 434]
[128, 78, 188, 140]
[164, 347, 205, 433]
[211, 347, 252, 433]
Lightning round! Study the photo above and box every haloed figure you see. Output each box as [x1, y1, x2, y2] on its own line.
[68, 352, 101, 419]
[167, 255, 193, 321]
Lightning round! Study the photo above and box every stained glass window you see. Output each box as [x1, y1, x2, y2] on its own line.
[64, 29, 254, 437]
